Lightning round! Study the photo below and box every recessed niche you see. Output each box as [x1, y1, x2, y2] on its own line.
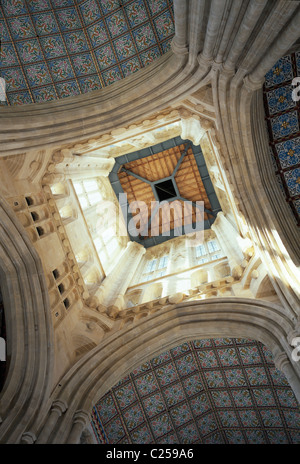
[154, 179, 177, 201]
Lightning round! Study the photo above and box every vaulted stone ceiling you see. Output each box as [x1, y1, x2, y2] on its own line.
[91, 338, 300, 444]
[0, 0, 175, 105]
[263, 51, 300, 226]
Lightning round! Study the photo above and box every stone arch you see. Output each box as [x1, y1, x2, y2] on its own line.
[0, 195, 54, 444]
[48, 297, 300, 443]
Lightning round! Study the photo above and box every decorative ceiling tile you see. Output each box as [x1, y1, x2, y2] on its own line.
[64, 30, 89, 53]
[182, 373, 204, 397]
[253, 387, 276, 406]
[296, 52, 300, 75]
[231, 388, 253, 407]
[197, 411, 218, 436]
[151, 351, 171, 366]
[155, 363, 178, 386]
[270, 111, 299, 140]
[217, 347, 240, 366]
[140, 46, 161, 66]
[0, 20, 10, 42]
[101, 65, 122, 85]
[113, 34, 136, 60]
[266, 84, 296, 115]
[115, 382, 137, 409]
[33, 12, 59, 35]
[264, 54, 293, 88]
[130, 423, 152, 443]
[27, 0, 51, 13]
[267, 429, 289, 444]
[225, 429, 245, 444]
[32, 84, 57, 102]
[153, 10, 174, 40]
[2, 0, 27, 17]
[275, 138, 300, 169]
[123, 402, 145, 430]
[125, 1, 148, 27]
[190, 392, 211, 417]
[72, 52, 97, 75]
[133, 23, 156, 51]
[238, 345, 262, 365]
[48, 57, 74, 81]
[7, 89, 32, 105]
[79, 75, 102, 93]
[142, 392, 166, 417]
[56, 79, 80, 98]
[1, 67, 27, 91]
[163, 382, 185, 408]
[56, 8, 81, 31]
[16, 39, 44, 63]
[0, 44, 18, 66]
[150, 412, 173, 438]
[91, 338, 300, 444]
[263, 51, 300, 226]
[100, 0, 121, 15]
[284, 168, 300, 197]
[197, 349, 218, 368]
[95, 43, 116, 69]
[104, 416, 126, 442]
[132, 361, 151, 376]
[97, 393, 118, 424]
[170, 403, 192, 427]
[80, 0, 102, 26]
[218, 409, 239, 427]
[246, 429, 266, 444]
[106, 9, 128, 36]
[52, 0, 75, 7]
[134, 372, 159, 396]
[157, 431, 177, 444]
[8, 16, 35, 39]
[0, 1, 175, 104]
[177, 422, 200, 444]
[147, 0, 168, 16]
[25, 62, 52, 88]
[224, 368, 247, 387]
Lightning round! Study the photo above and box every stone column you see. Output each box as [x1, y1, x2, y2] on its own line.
[95, 241, 146, 318]
[246, 6, 300, 86]
[36, 400, 67, 444]
[274, 352, 300, 405]
[223, 0, 268, 72]
[67, 410, 90, 444]
[171, 0, 189, 55]
[211, 212, 252, 279]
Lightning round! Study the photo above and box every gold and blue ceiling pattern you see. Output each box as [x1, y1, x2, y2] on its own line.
[91, 338, 300, 444]
[0, 0, 174, 105]
[263, 51, 300, 225]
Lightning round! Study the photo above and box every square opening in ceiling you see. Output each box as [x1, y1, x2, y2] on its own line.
[154, 179, 177, 201]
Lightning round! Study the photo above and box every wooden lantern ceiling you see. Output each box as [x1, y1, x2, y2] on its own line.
[109, 136, 222, 247]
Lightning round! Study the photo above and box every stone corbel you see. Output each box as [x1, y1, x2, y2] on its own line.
[179, 110, 210, 146]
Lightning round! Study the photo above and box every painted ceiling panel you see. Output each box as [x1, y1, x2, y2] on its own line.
[0, 0, 174, 105]
[263, 51, 300, 226]
[91, 337, 300, 444]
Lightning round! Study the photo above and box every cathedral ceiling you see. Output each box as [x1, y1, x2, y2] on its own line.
[109, 136, 222, 247]
[91, 337, 300, 445]
[263, 51, 300, 226]
[0, 0, 174, 105]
